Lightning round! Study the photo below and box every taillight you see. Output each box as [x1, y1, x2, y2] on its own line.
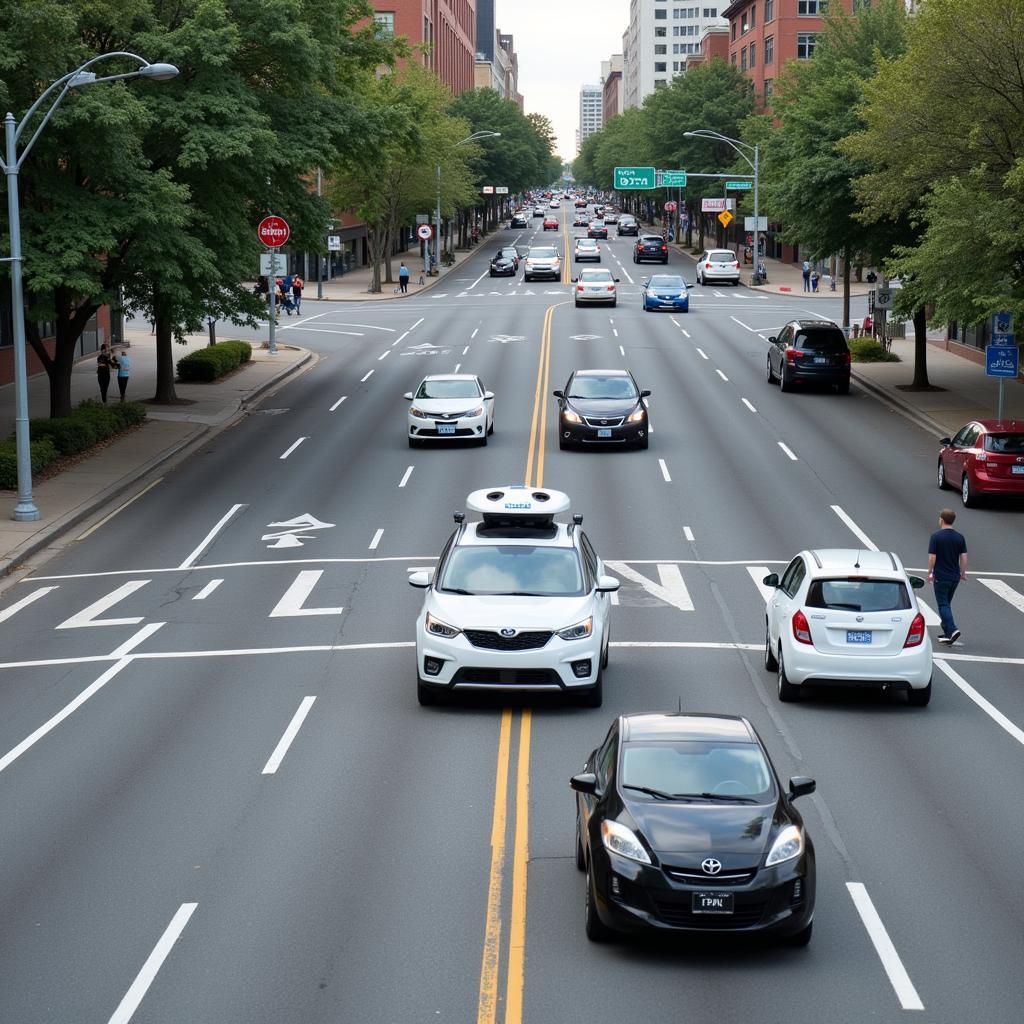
[733, 261, 740, 268]
[792, 610, 813, 645]
[607, 285, 615, 291]
[661, 245, 667, 252]
[705, 262, 712, 268]
[904, 612, 925, 648]
[843, 351, 852, 365]
[785, 349, 804, 364]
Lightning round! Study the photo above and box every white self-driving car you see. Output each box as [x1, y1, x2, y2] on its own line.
[409, 487, 619, 706]
[404, 374, 494, 448]
[763, 549, 933, 706]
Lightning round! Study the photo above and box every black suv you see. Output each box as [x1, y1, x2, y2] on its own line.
[634, 235, 668, 264]
[766, 319, 851, 394]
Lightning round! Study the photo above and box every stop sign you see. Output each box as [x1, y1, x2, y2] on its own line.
[257, 215, 290, 248]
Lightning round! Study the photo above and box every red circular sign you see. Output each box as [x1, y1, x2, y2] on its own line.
[258, 215, 290, 248]
[664, 201, 678, 212]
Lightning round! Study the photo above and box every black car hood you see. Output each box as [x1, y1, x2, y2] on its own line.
[566, 397, 639, 418]
[626, 799, 776, 858]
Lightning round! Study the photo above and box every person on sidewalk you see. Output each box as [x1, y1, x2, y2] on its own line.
[112, 348, 132, 402]
[811, 269, 820, 292]
[862, 313, 873, 338]
[96, 343, 114, 403]
[927, 508, 968, 645]
[291, 275, 303, 314]
[802, 260, 811, 291]
[398, 262, 410, 293]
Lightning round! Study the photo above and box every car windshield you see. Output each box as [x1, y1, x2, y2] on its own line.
[641, 237, 662, 245]
[649, 275, 684, 289]
[440, 545, 585, 596]
[416, 379, 481, 399]
[499, 248, 517, 257]
[621, 741, 774, 801]
[796, 329, 847, 352]
[985, 433, 1024, 453]
[577, 240, 597, 247]
[709, 251, 736, 262]
[569, 374, 636, 399]
[579, 270, 614, 283]
[805, 578, 911, 612]
[529, 248, 558, 259]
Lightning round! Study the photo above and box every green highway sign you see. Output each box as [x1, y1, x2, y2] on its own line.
[614, 166, 656, 189]
[725, 180, 753, 189]
[660, 170, 687, 187]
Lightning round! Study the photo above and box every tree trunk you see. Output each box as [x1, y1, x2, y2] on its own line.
[842, 244, 851, 329]
[911, 306, 930, 388]
[153, 319, 178, 403]
[48, 334, 77, 419]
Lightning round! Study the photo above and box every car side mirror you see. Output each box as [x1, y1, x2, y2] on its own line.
[597, 574, 620, 593]
[788, 776, 816, 800]
[614, 277, 620, 282]
[570, 772, 599, 796]
[939, 437, 951, 446]
[484, 391, 494, 400]
[403, 392, 414, 401]
[768, 336, 777, 344]
[762, 573, 780, 588]
[640, 389, 651, 398]
[408, 570, 434, 589]
[571, 277, 578, 283]
[553, 389, 564, 399]
[908, 575, 926, 590]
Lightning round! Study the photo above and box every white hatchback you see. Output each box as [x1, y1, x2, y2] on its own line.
[405, 374, 494, 448]
[695, 248, 741, 286]
[763, 549, 933, 706]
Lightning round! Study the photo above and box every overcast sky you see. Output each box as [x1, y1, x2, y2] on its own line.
[495, 0, 630, 163]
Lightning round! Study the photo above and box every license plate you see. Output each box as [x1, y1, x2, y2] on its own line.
[1013, 466, 1024, 475]
[437, 424, 456, 435]
[847, 630, 872, 644]
[597, 428, 612, 438]
[693, 892, 733, 915]
[813, 357, 828, 364]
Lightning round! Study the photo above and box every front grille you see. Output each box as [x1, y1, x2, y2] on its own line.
[453, 668, 561, 686]
[464, 629, 552, 651]
[432, 411, 473, 421]
[583, 416, 624, 428]
[650, 895, 768, 929]
[664, 867, 757, 886]
[419, 428, 475, 437]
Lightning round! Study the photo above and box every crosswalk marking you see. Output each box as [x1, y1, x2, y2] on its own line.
[978, 578, 1024, 613]
[606, 562, 694, 612]
[746, 566, 774, 605]
[0, 586, 58, 624]
[917, 599, 941, 627]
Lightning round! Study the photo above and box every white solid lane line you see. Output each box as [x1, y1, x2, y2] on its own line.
[398, 466, 414, 488]
[742, 398, 757, 413]
[683, 526, 695, 542]
[716, 369, 729, 382]
[269, 571, 344, 618]
[621, 268, 635, 284]
[329, 395, 347, 412]
[978, 577, 1024, 613]
[696, 347, 708, 360]
[935, 660, 1024, 746]
[107, 903, 199, 1024]
[0, 586, 58, 624]
[192, 579, 224, 601]
[845, 883, 925, 1011]
[77, 478, 164, 539]
[360, 369, 374, 382]
[177, 504, 247, 570]
[469, 267, 490, 290]
[378, 349, 390, 360]
[659, 459, 672, 483]
[777, 442, 798, 461]
[279, 437, 307, 460]
[369, 528, 384, 551]
[275, 310, 333, 332]
[746, 566, 775, 604]
[830, 504, 879, 551]
[261, 696, 317, 775]
[729, 315, 757, 332]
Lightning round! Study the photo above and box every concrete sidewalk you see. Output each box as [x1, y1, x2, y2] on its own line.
[0, 330, 312, 577]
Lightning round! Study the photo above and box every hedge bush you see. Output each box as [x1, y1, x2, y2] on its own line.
[1, 399, 147, 489]
[849, 338, 900, 363]
[177, 340, 253, 382]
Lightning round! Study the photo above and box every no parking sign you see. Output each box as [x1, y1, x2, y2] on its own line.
[417, 224, 434, 241]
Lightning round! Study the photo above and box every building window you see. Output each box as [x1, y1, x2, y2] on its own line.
[764, 34, 774, 63]
[740, 47, 747, 70]
[655, 26, 667, 36]
[749, 42, 756, 67]
[654, 61, 668, 71]
[750, 6, 756, 27]
[654, 79, 667, 88]
[731, 51, 737, 65]
[765, 0, 775, 19]
[764, 78, 773, 98]
[798, 0, 828, 13]
[374, 12, 395, 34]
[731, 22, 737, 39]
[704, 6, 717, 14]
[655, 8, 667, 17]
[655, 44, 667, 54]
[741, 11, 749, 32]
[796, 32, 817, 58]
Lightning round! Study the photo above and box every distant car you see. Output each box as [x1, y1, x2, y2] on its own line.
[572, 712, 816, 944]
[543, 216, 559, 231]
[616, 216, 638, 236]
[523, 245, 561, 281]
[641, 274, 689, 312]
[634, 235, 668, 264]
[405, 374, 494, 448]
[572, 268, 618, 307]
[532, 207, 544, 217]
[587, 220, 608, 239]
[575, 198, 587, 208]
[763, 549, 932, 706]
[695, 249, 741, 285]
[573, 213, 589, 227]
[510, 214, 528, 229]
[602, 211, 619, 224]
[937, 420, 1024, 506]
[766, 319, 851, 394]
[574, 239, 602, 262]
[554, 368, 649, 449]
[550, 199, 560, 209]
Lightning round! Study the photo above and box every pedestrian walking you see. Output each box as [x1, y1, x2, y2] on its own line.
[282, 272, 293, 298]
[810, 269, 820, 292]
[113, 348, 132, 402]
[291, 275, 303, 314]
[96, 343, 114, 403]
[927, 508, 968, 645]
[398, 262, 410, 294]
[802, 260, 811, 292]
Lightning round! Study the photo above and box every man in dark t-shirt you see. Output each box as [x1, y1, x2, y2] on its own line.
[927, 508, 968, 644]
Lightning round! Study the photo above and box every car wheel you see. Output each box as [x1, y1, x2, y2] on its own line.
[766, 355, 777, 384]
[601, 630, 610, 669]
[408, 437, 421, 448]
[780, 368, 794, 393]
[777, 651, 800, 702]
[585, 858, 613, 942]
[574, 300, 581, 308]
[632, 256, 638, 264]
[961, 471, 975, 507]
[764, 620, 778, 670]
[836, 380, 850, 395]
[786, 920, 813, 947]
[478, 431, 488, 447]
[937, 459, 947, 490]
[636, 435, 649, 450]
[576, 672, 603, 707]
[575, 813, 586, 871]
[488, 418, 494, 436]
[417, 677, 446, 706]
[907, 677, 932, 707]
[610, 298, 617, 307]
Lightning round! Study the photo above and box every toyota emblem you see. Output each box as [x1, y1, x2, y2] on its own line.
[500, 628, 517, 637]
[700, 858, 722, 875]
[600, 419, 609, 425]
[856, 615, 864, 622]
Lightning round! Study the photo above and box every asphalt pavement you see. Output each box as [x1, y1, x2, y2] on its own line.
[1, 201, 1024, 1023]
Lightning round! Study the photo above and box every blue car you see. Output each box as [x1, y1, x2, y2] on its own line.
[641, 274, 689, 312]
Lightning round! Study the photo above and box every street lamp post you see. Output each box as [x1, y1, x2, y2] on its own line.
[684, 130, 761, 286]
[0, 53, 179, 521]
[435, 130, 501, 274]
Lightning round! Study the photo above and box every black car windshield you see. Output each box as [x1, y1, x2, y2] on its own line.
[416, 379, 481, 399]
[569, 375, 636, 399]
[985, 433, 1024, 453]
[640, 236, 662, 244]
[621, 741, 773, 801]
[649, 275, 684, 289]
[806, 578, 911, 611]
[529, 248, 558, 259]
[440, 545, 585, 596]
[796, 329, 847, 352]
[499, 248, 517, 257]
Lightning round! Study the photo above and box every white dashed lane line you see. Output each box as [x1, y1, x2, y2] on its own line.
[398, 466, 414, 488]
[777, 442, 798, 461]
[329, 396, 347, 412]
[716, 369, 729, 382]
[830, 504, 878, 551]
[360, 370, 374, 383]
[658, 459, 672, 483]
[463, 345, 470, 355]
[261, 696, 317, 775]
[378, 349, 390, 361]
[696, 348, 708, 360]
[619, 345, 625, 357]
[369, 529, 384, 551]
[471, 327, 479, 338]
[742, 398, 757, 413]
[279, 437, 307, 460]
[683, 526, 695, 542]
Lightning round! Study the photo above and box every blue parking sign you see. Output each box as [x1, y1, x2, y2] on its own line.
[986, 345, 1019, 378]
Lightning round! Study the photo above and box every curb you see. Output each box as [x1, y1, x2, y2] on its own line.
[0, 349, 313, 580]
[851, 369, 949, 439]
[306, 251, 489, 303]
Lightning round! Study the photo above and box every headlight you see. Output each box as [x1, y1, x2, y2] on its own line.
[601, 820, 651, 864]
[765, 825, 803, 866]
[409, 406, 428, 418]
[627, 407, 646, 423]
[557, 616, 592, 641]
[466, 406, 484, 418]
[425, 613, 461, 639]
[562, 409, 583, 424]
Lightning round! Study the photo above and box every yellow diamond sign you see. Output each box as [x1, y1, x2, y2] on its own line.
[718, 210, 734, 228]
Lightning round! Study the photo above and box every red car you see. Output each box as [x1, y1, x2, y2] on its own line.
[938, 420, 1024, 506]
[543, 217, 559, 230]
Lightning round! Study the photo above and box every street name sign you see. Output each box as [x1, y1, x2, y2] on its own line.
[725, 180, 753, 189]
[614, 166, 656, 189]
[661, 170, 687, 187]
[257, 215, 290, 248]
[718, 210, 734, 228]
[415, 213, 429, 225]
[986, 345, 1019, 378]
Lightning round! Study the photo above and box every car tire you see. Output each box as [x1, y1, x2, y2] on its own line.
[488, 419, 494, 436]
[780, 368, 794, 393]
[417, 678, 446, 706]
[937, 459, 947, 490]
[908, 677, 932, 707]
[408, 437, 421, 448]
[576, 672, 603, 707]
[786, 920, 813, 947]
[961, 471, 975, 507]
[478, 432, 488, 447]
[764, 620, 778, 670]
[636, 435, 649, 450]
[585, 858, 613, 942]
[633, 256, 638, 264]
[601, 630, 610, 669]
[574, 300, 581, 308]
[610, 299, 617, 307]
[777, 651, 800, 702]
[575, 814, 586, 871]
[836, 380, 850, 395]
[766, 356, 777, 384]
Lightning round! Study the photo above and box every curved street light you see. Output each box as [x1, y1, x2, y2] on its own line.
[0, 53, 179, 521]
[684, 129, 762, 286]
[435, 131, 502, 273]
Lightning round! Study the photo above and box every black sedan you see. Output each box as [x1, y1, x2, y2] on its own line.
[489, 247, 519, 276]
[634, 235, 668, 264]
[571, 713, 816, 945]
[553, 369, 649, 450]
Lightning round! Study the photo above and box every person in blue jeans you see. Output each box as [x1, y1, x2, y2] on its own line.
[927, 508, 968, 644]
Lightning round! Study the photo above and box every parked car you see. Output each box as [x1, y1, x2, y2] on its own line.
[634, 235, 668, 264]
[695, 249, 741, 285]
[938, 420, 1024, 506]
[766, 319, 851, 394]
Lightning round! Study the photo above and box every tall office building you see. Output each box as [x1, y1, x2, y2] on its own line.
[475, 0, 495, 61]
[577, 85, 604, 153]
